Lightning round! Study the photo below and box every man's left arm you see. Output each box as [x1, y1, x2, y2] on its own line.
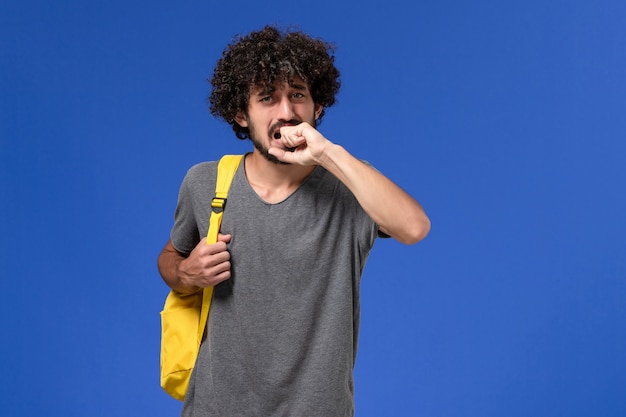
[270, 123, 431, 244]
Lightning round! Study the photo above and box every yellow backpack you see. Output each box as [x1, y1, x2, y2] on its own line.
[160, 155, 243, 401]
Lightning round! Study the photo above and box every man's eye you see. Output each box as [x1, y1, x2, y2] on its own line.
[260, 96, 272, 102]
[292, 93, 305, 99]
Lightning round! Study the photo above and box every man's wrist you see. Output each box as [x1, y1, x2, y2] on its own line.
[317, 142, 342, 168]
[175, 259, 202, 294]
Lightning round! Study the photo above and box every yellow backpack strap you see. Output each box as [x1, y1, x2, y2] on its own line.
[207, 155, 243, 243]
[198, 155, 243, 343]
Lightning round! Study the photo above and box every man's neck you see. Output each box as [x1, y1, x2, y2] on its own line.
[244, 151, 316, 204]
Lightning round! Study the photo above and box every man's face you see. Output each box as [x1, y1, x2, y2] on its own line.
[235, 78, 322, 164]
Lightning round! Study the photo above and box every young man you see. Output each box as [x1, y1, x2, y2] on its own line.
[158, 25, 430, 416]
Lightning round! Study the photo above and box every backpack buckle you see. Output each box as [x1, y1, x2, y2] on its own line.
[211, 197, 226, 213]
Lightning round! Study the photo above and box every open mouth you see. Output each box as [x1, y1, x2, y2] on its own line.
[270, 121, 300, 152]
[272, 130, 295, 152]
[270, 120, 301, 140]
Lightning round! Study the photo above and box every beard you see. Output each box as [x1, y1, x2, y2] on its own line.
[250, 130, 285, 165]
[247, 117, 317, 165]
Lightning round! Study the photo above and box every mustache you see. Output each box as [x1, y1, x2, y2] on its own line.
[270, 119, 302, 138]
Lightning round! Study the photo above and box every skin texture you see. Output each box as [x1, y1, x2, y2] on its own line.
[158, 26, 430, 295]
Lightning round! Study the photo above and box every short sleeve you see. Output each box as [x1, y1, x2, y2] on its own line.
[170, 172, 201, 255]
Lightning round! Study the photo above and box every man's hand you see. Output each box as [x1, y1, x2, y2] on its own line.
[158, 234, 233, 294]
[177, 234, 233, 289]
[268, 122, 333, 166]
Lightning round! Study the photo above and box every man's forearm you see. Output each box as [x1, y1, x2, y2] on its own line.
[158, 240, 201, 294]
[320, 144, 430, 244]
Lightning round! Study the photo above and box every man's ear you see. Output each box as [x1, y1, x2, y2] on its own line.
[314, 104, 323, 120]
[234, 112, 248, 127]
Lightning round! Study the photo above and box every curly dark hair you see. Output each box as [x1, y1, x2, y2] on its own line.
[209, 25, 341, 140]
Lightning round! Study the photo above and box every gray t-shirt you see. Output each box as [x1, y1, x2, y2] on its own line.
[171, 155, 379, 417]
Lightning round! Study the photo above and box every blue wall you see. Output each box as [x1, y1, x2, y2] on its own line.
[2, 1, 625, 415]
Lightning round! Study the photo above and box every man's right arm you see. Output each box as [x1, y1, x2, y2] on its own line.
[157, 235, 233, 294]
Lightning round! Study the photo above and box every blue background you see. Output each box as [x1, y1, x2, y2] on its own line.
[2, 1, 625, 416]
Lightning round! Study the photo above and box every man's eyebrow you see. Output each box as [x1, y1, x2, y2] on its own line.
[289, 83, 308, 90]
[251, 82, 307, 96]
[252, 86, 275, 96]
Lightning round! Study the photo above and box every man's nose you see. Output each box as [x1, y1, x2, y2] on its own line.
[276, 96, 294, 120]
